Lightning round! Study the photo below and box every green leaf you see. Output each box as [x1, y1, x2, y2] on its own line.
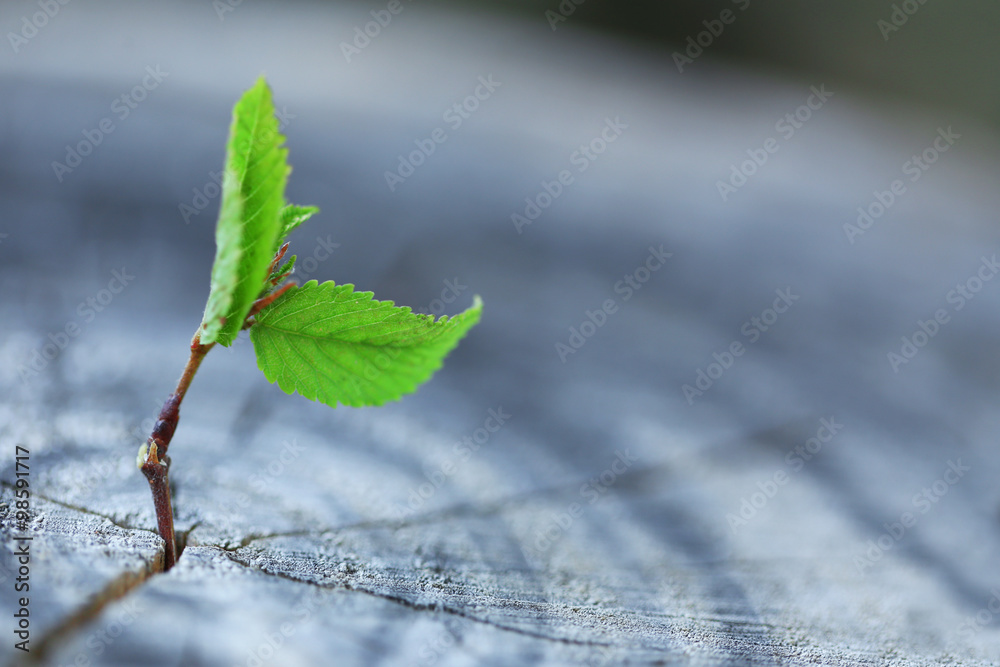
[200, 77, 290, 346]
[275, 204, 319, 252]
[249, 281, 483, 408]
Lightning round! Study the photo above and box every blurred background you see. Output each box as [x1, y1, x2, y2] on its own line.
[3, 0, 1000, 665]
[471, 0, 1000, 129]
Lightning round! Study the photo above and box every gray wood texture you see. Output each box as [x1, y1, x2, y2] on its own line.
[2, 1, 1000, 665]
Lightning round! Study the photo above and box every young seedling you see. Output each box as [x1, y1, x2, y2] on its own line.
[137, 77, 482, 569]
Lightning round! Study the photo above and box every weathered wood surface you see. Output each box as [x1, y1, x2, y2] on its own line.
[2, 1, 1000, 665]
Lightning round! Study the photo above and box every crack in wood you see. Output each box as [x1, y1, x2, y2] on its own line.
[0, 481, 150, 536]
[27, 563, 159, 663]
[217, 547, 621, 650]
[6, 460, 705, 659]
[227, 462, 669, 550]
[0, 485, 205, 662]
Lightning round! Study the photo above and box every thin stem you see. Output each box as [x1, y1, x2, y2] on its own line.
[247, 282, 295, 319]
[140, 443, 176, 569]
[176, 332, 215, 406]
[139, 329, 211, 569]
[138, 266, 296, 570]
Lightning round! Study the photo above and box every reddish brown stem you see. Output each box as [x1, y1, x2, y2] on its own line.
[177, 333, 215, 407]
[140, 443, 176, 569]
[247, 282, 296, 318]
[138, 331, 214, 569]
[266, 242, 290, 279]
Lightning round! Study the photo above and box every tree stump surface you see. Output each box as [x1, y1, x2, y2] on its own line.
[1, 2, 999, 665]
